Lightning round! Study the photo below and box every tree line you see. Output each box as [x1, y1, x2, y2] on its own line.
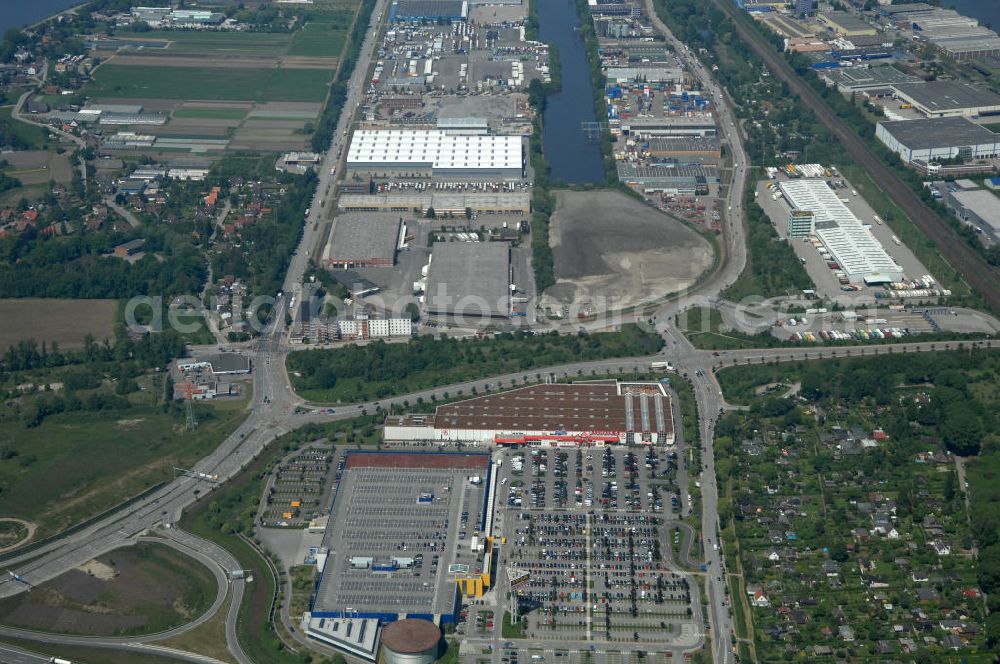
[288, 325, 664, 400]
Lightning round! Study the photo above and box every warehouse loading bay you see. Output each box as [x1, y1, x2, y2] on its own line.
[754, 174, 932, 305]
[455, 446, 703, 658]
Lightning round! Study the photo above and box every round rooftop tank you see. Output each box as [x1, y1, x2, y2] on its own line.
[380, 618, 440, 664]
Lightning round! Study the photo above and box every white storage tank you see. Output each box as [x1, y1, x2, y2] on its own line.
[381, 618, 440, 664]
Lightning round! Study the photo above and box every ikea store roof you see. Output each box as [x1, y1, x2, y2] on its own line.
[779, 179, 902, 280]
[347, 129, 522, 172]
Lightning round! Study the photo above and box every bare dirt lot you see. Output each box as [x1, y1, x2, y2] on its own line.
[546, 190, 714, 311]
[255, 101, 324, 114]
[110, 54, 279, 69]
[280, 55, 340, 69]
[3, 151, 73, 186]
[0, 542, 216, 636]
[152, 119, 239, 136]
[0, 299, 117, 350]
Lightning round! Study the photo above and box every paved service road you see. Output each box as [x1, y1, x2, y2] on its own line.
[0, 643, 51, 664]
[0, 640, 227, 664]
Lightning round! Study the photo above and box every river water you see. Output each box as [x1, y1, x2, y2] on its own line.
[945, 0, 1000, 31]
[536, 0, 605, 184]
[2, 0, 80, 34]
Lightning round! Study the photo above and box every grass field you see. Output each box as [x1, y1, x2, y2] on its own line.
[172, 311, 217, 345]
[172, 108, 249, 120]
[0, 299, 117, 351]
[675, 307, 775, 350]
[118, 30, 293, 57]
[288, 20, 350, 57]
[0, 396, 249, 537]
[86, 65, 332, 102]
[0, 542, 216, 636]
[160, 590, 236, 664]
[0, 106, 49, 150]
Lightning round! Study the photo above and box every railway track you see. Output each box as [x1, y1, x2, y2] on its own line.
[709, 0, 1000, 313]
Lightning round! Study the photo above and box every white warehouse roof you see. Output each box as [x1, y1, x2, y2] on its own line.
[779, 179, 902, 281]
[347, 129, 521, 172]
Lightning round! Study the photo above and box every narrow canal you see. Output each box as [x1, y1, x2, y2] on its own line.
[536, 0, 606, 184]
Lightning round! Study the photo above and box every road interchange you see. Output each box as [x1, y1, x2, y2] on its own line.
[3, 0, 1000, 660]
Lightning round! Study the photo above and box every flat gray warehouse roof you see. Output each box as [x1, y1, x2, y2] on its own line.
[324, 213, 402, 266]
[951, 189, 1000, 232]
[313, 452, 489, 619]
[425, 242, 510, 319]
[877, 116, 1000, 149]
[892, 81, 1000, 113]
[823, 66, 920, 90]
[207, 352, 250, 374]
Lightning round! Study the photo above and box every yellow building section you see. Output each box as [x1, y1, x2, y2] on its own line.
[455, 537, 496, 598]
[457, 575, 490, 597]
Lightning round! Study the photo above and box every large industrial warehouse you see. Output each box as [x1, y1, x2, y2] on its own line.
[310, 451, 494, 618]
[338, 191, 531, 216]
[424, 242, 511, 321]
[875, 117, 1000, 163]
[890, 80, 1000, 118]
[322, 214, 404, 269]
[384, 380, 675, 446]
[346, 129, 523, 179]
[306, 451, 496, 657]
[778, 179, 903, 283]
[389, 0, 468, 22]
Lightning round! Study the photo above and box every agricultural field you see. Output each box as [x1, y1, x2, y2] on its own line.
[1, 150, 73, 186]
[0, 106, 49, 151]
[288, 17, 354, 57]
[0, 394, 250, 538]
[85, 65, 332, 103]
[0, 542, 216, 636]
[0, 299, 117, 350]
[77, 9, 358, 154]
[171, 107, 251, 120]
[116, 30, 293, 57]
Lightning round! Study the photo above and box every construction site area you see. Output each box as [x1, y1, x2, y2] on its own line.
[544, 190, 714, 315]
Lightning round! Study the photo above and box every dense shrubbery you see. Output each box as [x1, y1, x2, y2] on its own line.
[723, 197, 812, 301]
[1, 329, 189, 427]
[288, 324, 664, 401]
[527, 79, 555, 292]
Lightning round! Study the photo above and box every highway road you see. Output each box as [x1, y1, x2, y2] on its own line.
[0, 529, 243, 661]
[286, 0, 391, 299]
[0, 643, 55, 664]
[642, 0, 748, 308]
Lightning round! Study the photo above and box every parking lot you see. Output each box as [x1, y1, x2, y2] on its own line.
[492, 641, 699, 664]
[260, 446, 335, 527]
[497, 447, 698, 645]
